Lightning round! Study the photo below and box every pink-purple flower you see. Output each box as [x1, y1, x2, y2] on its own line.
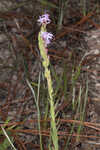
[38, 13, 53, 46]
[41, 31, 53, 46]
[37, 13, 51, 25]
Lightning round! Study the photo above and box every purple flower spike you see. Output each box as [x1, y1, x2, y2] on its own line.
[41, 31, 53, 46]
[37, 13, 51, 25]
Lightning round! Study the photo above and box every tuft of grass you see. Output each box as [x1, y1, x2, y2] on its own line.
[0, 118, 17, 150]
[57, 0, 68, 30]
[1, 126, 16, 150]
[38, 0, 58, 9]
[80, 0, 87, 16]
[26, 74, 43, 150]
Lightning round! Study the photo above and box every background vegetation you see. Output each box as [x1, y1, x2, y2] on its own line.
[0, 0, 100, 150]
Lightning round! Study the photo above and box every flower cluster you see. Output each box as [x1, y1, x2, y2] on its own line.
[38, 13, 53, 47]
[41, 31, 53, 46]
[37, 14, 51, 25]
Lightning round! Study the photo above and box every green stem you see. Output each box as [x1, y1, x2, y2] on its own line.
[38, 24, 58, 150]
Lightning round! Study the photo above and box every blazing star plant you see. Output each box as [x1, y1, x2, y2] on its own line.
[38, 14, 58, 150]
